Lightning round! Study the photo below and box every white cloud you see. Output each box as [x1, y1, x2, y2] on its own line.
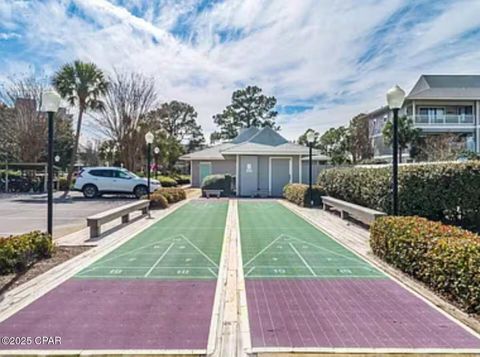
[2, 0, 480, 142]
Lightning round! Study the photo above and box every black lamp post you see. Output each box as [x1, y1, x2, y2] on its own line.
[154, 147, 160, 179]
[306, 130, 315, 207]
[41, 90, 61, 238]
[386, 85, 406, 216]
[145, 131, 154, 200]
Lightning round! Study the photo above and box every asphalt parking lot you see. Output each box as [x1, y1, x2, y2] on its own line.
[0, 192, 134, 238]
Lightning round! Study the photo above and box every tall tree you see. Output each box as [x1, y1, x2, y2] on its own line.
[347, 113, 372, 163]
[53, 61, 108, 194]
[147, 100, 205, 153]
[93, 71, 157, 171]
[0, 76, 47, 163]
[382, 115, 421, 163]
[318, 127, 350, 165]
[212, 85, 279, 140]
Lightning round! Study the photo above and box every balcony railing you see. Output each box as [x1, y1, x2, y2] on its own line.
[410, 114, 475, 126]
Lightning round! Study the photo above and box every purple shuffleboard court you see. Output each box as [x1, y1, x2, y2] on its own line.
[0, 279, 216, 350]
[246, 279, 480, 349]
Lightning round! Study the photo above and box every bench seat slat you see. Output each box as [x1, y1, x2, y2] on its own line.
[321, 196, 386, 225]
[86, 199, 150, 238]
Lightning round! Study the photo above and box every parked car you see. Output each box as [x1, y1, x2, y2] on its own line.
[73, 167, 161, 199]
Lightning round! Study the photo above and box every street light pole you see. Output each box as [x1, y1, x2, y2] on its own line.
[386, 85, 406, 216]
[154, 147, 160, 179]
[145, 132, 154, 200]
[41, 90, 61, 238]
[392, 108, 399, 215]
[306, 131, 315, 207]
[47, 112, 54, 235]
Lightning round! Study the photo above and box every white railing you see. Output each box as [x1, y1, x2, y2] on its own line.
[411, 114, 474, 126]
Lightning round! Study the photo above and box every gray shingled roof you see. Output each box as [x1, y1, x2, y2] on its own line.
[179, 127, 315, 160]
[231, 127, 259, 143]
[407, 75, 480, 100]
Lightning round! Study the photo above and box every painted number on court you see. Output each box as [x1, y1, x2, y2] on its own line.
[177, 269, 190, 275]
[273, 268, 286, 274]
[109, 269, 123, 274]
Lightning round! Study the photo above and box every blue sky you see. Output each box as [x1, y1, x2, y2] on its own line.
[2, 0, 480, 142]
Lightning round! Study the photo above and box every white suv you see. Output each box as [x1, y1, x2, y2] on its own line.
[74, 167, 161, 199]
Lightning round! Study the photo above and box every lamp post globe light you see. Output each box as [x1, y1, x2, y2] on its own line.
[154, 146, 160, 179]
[145, 132, 154, 199]
[386, 85, 406, 216]
[54, 155, 60, 163]
[41, 89, 61, 238]
[306, 130, 316, 207]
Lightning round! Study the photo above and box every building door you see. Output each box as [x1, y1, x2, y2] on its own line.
[199, 162, 212, 186]
[270, 158, 291, 197]
[240, 156, 258, 196]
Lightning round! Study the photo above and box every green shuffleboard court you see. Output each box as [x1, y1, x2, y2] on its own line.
[239, 201, 385, 279]
[76, 200, 228, 280]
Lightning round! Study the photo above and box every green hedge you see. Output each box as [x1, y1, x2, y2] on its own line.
[283, 183, 325, 207]
[155, 188, 186, 203]
[318, 162, 480, 231]
[371, 216, 480, 313]
[201, 174, 232, 196]
[173, 174, 191, 185]
[159, 176, 178, 187]
[148, 192, 169, 209]
[0, 231, 54, 274]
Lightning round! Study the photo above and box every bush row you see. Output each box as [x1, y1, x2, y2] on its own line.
[201, 174, 233, 196]
[371, 216, 480, 313]
[159, 176, 178, 187]
[283, 183, 325, 207]
[149, 187, 187, 210]
[156, 188, 187, 203]
[0, 231, 54, 275]
[317, 162, 480, 231]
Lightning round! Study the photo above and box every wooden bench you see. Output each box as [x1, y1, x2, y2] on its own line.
[204, 189, 223, 198]
[321, 196, 386, 225]
[87, 199, 150, 238]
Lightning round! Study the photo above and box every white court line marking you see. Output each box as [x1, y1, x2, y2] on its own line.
[244, 234, 285, 266]
[207, 267, 218, 277]
[179, 234, 219, 268]
[286, 235, 365, 264]
[245, 266, 256, 277]
[144, 242, 175, 277]
[97, 234, 181, 264]
[288, 242, 316, 277]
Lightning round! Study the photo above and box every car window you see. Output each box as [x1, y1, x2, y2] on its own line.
[114, 170, 131, 179]
[89, 169, 112, 177]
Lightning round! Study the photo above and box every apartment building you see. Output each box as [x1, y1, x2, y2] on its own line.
[367, 75, 480, 159]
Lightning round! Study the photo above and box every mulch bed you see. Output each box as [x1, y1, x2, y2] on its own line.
[0, 246, 91, 295]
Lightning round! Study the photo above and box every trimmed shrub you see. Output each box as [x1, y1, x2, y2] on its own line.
[173, 174, 191, 185]
[201, 174, 232, 196]
[148, 193, 169, 209]
[371, 216, 480, 313]
[283, 183, 325, 207]
[0, 231, 54, 274]
[159, 176, 178, 187]
[155, 188, 187, 203]
[318, 162, 480, 231]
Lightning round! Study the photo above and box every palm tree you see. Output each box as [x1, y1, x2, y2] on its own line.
[53, 61, 108, 195]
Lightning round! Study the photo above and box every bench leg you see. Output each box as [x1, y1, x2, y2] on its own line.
[340, 210, 348, 220]
[141, 207, 148, 215]
[90, 225, 100, 238]
[122, 214, 129, 224]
